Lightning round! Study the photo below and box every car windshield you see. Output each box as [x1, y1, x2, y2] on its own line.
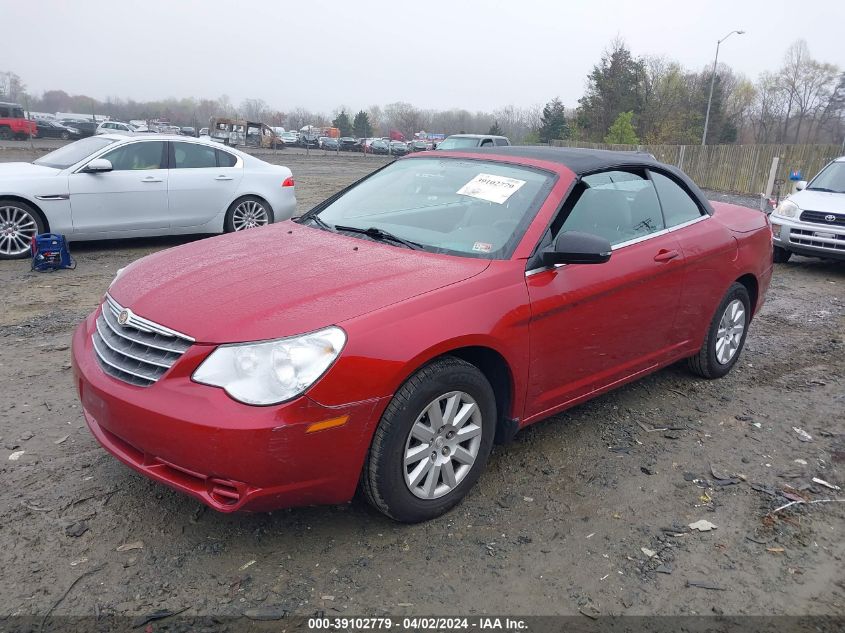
[308, 157, 553, 259]
[436, 137, 481, 150]
[33, 137, 117, 169]
[808, 161, 845, 193]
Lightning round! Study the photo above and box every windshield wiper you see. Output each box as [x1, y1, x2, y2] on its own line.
[807, 187, 839, 193]
[303, 214, 335, 231]
[334, 225, 423, 250]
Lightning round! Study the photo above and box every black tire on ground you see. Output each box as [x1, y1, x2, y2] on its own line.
[773, 246, 792, 263]
[0, 199, 45, 260]
[687, 282, 751, 379]
[223, 196, 274, 233]
[362, 356, 497, 523]
[0, 127, 12, 140]
[60, 132, 69, 140]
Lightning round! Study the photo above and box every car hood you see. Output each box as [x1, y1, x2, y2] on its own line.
[789, 189, 845, 214]
[0, 162, 61, 178]
[109, 221, 490, 344]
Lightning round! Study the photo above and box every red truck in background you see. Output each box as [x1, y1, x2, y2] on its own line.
[0, 102, 37, 140]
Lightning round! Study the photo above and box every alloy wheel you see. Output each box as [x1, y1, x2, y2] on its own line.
[231, 199, 269, 231]
[715, 299, 746, 365]
[0, 205, 38, 257]
[403, 390, 483, 500]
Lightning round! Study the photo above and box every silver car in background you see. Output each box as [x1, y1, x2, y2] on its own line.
[0, 134, 296, 259]
[770, 156, 845, 262]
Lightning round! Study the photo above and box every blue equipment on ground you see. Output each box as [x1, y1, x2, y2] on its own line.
[30, 233, 76, 272]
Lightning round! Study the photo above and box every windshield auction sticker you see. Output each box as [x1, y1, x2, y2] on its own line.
[457, 173, 526, 204]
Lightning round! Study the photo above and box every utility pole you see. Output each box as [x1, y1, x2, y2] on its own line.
[702, 30, 745, 146]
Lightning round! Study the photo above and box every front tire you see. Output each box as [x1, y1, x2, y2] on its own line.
[688, 282, 751, 379]
[224, 196, 273, 232]
[773, 245, 791, 263]
[0, 199, 44, 259]
[362, 356, 496, 523]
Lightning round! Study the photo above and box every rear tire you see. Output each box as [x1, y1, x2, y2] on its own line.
[362, 356, 496, 523]
[224, 196, 273, 232]
[773, 245, 791, 263]
[687, 282, 751, 379]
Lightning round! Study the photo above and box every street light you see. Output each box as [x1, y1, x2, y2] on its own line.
[701, 29, 745, 146]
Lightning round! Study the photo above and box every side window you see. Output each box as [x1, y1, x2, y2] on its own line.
[480, 139, 493, 147]
[561, 170, 665, 245]
[172, 142, 217, 168]
[494, 138, 508, 146]
[101, 141, 165, 171]
[216, 149, 237, 167]
[0, 106, 9, 117]
[651, 171, 703, 227]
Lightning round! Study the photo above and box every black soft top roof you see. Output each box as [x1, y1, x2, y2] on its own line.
[454, 145, 714, 213]
[457, 145, 663, 173]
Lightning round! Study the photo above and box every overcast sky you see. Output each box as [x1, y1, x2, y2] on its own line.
[3, 0, 844, 113]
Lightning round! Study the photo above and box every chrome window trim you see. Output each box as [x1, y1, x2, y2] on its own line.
[666, 214, 709, 232]
[610, 228, 670, 251]
[524, 214, 709, 276]
[526, 263, 566, 277]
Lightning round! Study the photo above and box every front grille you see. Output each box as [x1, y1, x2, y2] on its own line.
[799, 210, 845, 226]
[789, 228, 845, 252]
[92, 295, 194, 387]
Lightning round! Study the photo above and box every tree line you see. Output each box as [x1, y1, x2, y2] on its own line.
[2, 37, 842, 146]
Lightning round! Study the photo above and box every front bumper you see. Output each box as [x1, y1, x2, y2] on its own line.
[72, 311, 387, 512]
[771, 215, 845, 261]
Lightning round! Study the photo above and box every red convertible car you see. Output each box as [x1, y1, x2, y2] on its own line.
[72, 147, 773, 522]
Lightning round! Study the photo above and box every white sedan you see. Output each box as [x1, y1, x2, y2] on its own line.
[0, 134, 296, 259]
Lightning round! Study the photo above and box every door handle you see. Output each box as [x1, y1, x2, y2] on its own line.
[653, 249, 679, 263]
[214, 175, 234, 181]
[141, 177, 163, 183]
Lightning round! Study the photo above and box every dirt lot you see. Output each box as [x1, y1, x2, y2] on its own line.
[0, 143, 843, 625]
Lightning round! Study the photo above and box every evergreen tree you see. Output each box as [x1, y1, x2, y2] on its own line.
[577, 39, 644, 141]
[332, 110, 352, 136]
[538, 97, 569, 143]
[353, 110, 373, 138]
[488, 121, 503, 135]
[604, 111, 639, 144]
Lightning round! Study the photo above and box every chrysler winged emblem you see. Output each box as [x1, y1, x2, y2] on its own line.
[117, 308, 132, 326]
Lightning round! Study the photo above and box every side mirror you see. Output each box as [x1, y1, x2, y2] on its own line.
[542, 231, 613, 265]
[795, 180, 808, 191]
[84, 158, 113, 173]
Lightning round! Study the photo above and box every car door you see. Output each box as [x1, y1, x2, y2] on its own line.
[167, 142, 243, 228]
[524, 169, 686, 419]
[67, 140, 170, 235]
[649, 169, 735, 346]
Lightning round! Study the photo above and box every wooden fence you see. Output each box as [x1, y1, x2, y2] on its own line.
[548, 140, 841, 196]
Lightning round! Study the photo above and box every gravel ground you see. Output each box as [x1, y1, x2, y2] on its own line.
[0, 144, 843, 625]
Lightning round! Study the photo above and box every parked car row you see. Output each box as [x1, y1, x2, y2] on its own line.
[314, 137, 419, 156]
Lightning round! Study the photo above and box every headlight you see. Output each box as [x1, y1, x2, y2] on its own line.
[68, 127, 80, 134]
[192, 326, 346, 405]
[774, 199, 800, 218]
